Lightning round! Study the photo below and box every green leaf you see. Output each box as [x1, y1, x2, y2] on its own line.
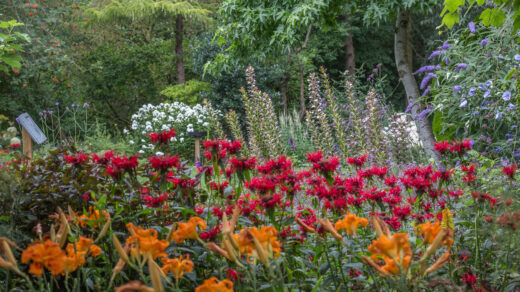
[480, 8, 506, 27]
[442, 11, 460, 29]
[1, 53, 22, 69]
[443, 0, 465, 15]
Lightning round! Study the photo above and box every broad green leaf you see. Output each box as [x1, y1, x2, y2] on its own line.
[1, 53, 22, 69]
[443, 0, 465, 15]
[442, 11, 460, 28]
[480, 8, 506, 27]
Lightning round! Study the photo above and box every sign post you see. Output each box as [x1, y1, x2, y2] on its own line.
[16, 113, 47, 163]
[187, 131, 207, 162]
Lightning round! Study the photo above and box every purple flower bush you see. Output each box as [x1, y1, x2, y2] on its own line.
[416, 18, 520, 158]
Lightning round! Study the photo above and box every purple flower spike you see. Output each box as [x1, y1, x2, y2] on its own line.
[481, 38, 488, 47]
[440, 42, 451, 50]
[413, 65, 435, 75]
[468, 22, 476, 33]
[418, 107, 432, 121]
[428, 50, 442, 60]
[420, 73, 436, 90]
[83, 103, 90, 108]
[454, 63, 468, 72]
[515, 54, 520, 61]
[422, 86, 431, 96]
[445, 57, 450, 65]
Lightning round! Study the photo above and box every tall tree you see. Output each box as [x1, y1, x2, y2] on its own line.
[353, 0, 442, 161]
[88, 0, 212, 84]
[211, 0, 344, 118]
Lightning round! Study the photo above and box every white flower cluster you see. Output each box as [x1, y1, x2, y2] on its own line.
[384, 113, 422, 146]
[128, 102, 210, 153]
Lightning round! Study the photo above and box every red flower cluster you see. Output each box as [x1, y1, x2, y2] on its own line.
[257, 156, 292, 174]
[203, 139, 242, 160]
[346, 154, 367, 167]
[104, 154, 139, 179]
[434, 139, 472, 155]
[63, 153, 89, 165]
[306, 151, 340, 174]
[148, 154, 180, 170]
[229, 157, 257, 171]
[142, 191, 169, 208]
[501, 164, 517, 179]
[149, 129, 176, 145]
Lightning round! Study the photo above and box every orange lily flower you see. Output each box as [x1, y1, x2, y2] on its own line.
[415, 221, 453, 247]
[161, 255, 194, 279]
[195, 276, 233, 292]
[63, 237, 102, 273]
[235, 226, 280, 262]
[334, 213, 369, 237]
[366, 233, 412, 275]
[126, 223, 169, 260]
[170, 217, 207, 244]
[78, 206, 110, 228]
[21, 240, 66, 276]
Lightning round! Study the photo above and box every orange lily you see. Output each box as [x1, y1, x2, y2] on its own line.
[126, 223, 169, 260]
[21, 240, 66, 276]
[195, 276, 233, 292]
[161, 255, 194, 279]
[170, 217, 207, 244]
[334, 213, 369, 237]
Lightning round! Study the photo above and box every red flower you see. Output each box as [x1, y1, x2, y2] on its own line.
[462, 272, 477, 285]
[346, 154, 367, 167]
[501, 164, 517, 179]
[63, 153, 89, 165]
[306, 151, 323, 163]
[434, 140, 450, 154]
[111, 154, 139, 170]
[149, 129, 176, 145]
[148, 155, 180, 170]
[369, 166, 387, 179]
[229, 157, 257, 171]
[10, 143, 20, 148]
[257, 156, 292, 174]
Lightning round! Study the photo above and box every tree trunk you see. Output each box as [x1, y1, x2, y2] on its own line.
[344, 15, 355, 76]
[394, 9, 440, 162]
[298, 59, 306, 121]
[175, 14, 185, 84]
[280, 77, 288, 115]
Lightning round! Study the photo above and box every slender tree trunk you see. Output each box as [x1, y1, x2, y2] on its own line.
[395, 9, 440, 162]
[280, 77, 288, 115]
[298, 59, 306, 121]
[344, 15, 355, 76]
[175, 14, 185, 84]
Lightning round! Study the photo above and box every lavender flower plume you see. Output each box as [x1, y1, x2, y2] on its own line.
[420, 73, 436, 90]
[445, 57, 450, 65]
[418, 107, 432, 121]
[453, 63, 467, 72]
[413, 65, 436, 75]
[468, 22, 476, 33]
[481, 38, 488, 47]
[422, 86, 431, 96]
[515, 54, 520, 61]
[428, 50, 442, 60]
[405, 103, 414, 113]
[440, 42, 451, 50]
